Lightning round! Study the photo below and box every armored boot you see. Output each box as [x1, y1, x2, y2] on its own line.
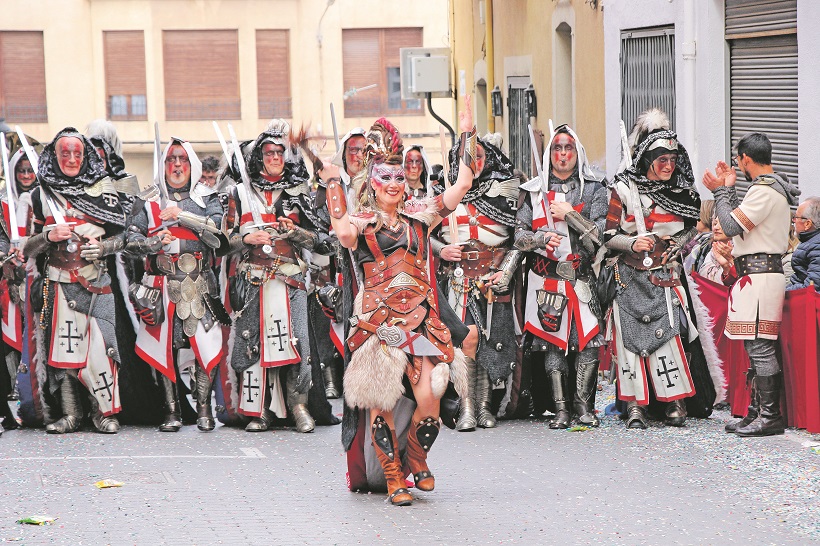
[726, 376, 759, 433]
[456, 356, 477, 431]
[6, 352, 19, 401]
[323, 363, 340, 399]
[194, 366, 218, 432]
[625, 401, 648, 429]
[46, 372, 83, 434]
[91, 400, 120, 434]
[158, 375, 183, 432]
[245, 410, 274, 432]
[736, 374, 785, 437]
[291, 404, 315, 433]
[572, 358, 600, 427]
[547, 370, 571, 429]
[664, 398, 687, 427]
[406, 416, 440, 491]
[371, 415, 413, 506]
[475, 365, 496, 428]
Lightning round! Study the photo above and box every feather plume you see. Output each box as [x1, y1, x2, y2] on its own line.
[627, 108, 671, 153]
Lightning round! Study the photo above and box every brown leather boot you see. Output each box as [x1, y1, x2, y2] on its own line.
[371, 415, 413, 506]
[406, 416, 440, 492]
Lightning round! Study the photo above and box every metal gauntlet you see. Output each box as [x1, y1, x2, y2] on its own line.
[177, 211, 222, 248]
[24, 232, 51, 259]
[665, 226, 698, 263]
[227, 233, 248, 255]
[458, 127, 479, 175]
[325, 177, 347, 219]
[565, 210, 601, 253]
[125, 225, 164, 256]
[491, 249, 523, 295]
[283, 225, 318, 251]
[80, 234, 124, 261]
[605, 233, 635, 253]
[514, 230, 550, 252]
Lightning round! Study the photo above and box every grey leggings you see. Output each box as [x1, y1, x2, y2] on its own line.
[744, 338, 781, 377]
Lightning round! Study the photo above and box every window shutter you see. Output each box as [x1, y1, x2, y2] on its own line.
[0, 31, 48, 123]
[163, 30, 240, 120]
[342, 29, 381, 118]
[256, 30, 291, 119]
[103, 31, 147, 120]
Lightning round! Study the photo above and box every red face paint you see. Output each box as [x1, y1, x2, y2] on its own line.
[550, 133, 577, 178]
[164, 144, 191, 188]
[56, 137, 85, 178]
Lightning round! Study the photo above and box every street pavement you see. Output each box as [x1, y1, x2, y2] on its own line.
[0, 384, 818, 545]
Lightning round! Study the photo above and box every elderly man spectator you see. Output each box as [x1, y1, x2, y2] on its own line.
[786, 196, 820, 291]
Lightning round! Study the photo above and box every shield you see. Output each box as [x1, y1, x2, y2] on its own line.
[183, 315, 199, 337]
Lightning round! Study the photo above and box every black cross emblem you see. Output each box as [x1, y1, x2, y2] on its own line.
[92, 371, 114, 402]
[244, 370, 261, 403]
[656, 355, 680, 388]
[267, 319, 289, 352]
[58, 321, 83, 354]
[103, 193, 119, 207]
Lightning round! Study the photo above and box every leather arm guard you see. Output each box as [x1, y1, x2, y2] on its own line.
[430, 236, 445, 258]
[565, 210, 601, 253]
[24, 232, 51, 259]
[325, 177, 346, 219]
[177, 211, 222, 248]
[125, 225, 164, 256]
[605, 232, 637, 253]
[491, 249, 523, 295]
[80, 233, 125, 261]
[458, 127, 479, 175]
[664, 226, 698, 263]
[282, 225, 318, 251]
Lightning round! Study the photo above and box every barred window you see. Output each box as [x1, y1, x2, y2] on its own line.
[0, 31, 48, 123]
[620, 26, 675, 131]
[104, 31, 147, 121]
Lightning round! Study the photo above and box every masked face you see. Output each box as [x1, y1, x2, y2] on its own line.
[370, 163, 406, 209]
[164, 144, 191, 189]
[56, 137, 85, 178]
[550, 133, 577, 179]
[473, 144, 486, 179]
[15, 158, 36, 191]
[261, 142, 285, 178]
[345, 135, 366, 176]
[646, 153, 677, 182]
[404, 149, 424, 187]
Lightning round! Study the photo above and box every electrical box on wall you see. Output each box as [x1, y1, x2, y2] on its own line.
[400, 47, 451, 100]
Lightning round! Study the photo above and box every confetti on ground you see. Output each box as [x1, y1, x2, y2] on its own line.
[16, 516, 56, 525]
[94, 479, 124, 489]
[567, 425, 590, 432]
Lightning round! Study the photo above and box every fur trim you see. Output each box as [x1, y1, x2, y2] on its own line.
[348, 213, 378, 233]
[430, 362, 449, 399]
[401, 196, 441, 226]
[344, 334, 407, 411]
[448, 348, 469, 401]
[115, 254, 139, 332]
[85, 119, 122, 156]
[628, 108, 671, 153]
[32, 298, 53, 424]
[685, 270, 727, 403]
[496, 374, 514, 419]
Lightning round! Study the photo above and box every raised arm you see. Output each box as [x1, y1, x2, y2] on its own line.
[441, 95, 479, 211]
[319, 162, 359, 249]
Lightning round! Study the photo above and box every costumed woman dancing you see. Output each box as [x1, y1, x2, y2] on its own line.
[321, 100, 477, 506]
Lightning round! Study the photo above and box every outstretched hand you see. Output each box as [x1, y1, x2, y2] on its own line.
[703, 160, 737, 191]
[459, 95, 473, 133]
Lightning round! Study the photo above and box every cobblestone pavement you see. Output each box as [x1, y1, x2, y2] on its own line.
[0, 384, 818, 545]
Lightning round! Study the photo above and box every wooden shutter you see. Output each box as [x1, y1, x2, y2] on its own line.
[103, 31, 147, 120]
[0, 31, 47, 123]
[163, 30, 240, 120]
[383, 27, 423, 114]
[342, 29, 381, 117]
[256, 30, 291, 119]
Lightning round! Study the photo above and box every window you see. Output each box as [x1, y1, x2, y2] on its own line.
[103, 31, 147, 121]
[342, 28, 423, 117]
[620, 27, 675, 131]
[256, 30, 292, 119]
[508, 76, 532, 177]
[163, 30, 240, 120]
[0, 31, 48, 123]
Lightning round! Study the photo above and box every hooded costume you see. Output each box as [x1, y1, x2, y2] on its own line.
[514, 124, 608, 428]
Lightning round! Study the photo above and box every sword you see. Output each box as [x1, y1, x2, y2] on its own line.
[528, 123, 561, 259]
[227, 124, 264, 227]
[330, 103, 340, 151]
[0, 132, 19, 245]
[212, 121, 233, 169]
[620, 120, 653, 270]
[484, 283, 495, 341]
[154, 122, 169, 208]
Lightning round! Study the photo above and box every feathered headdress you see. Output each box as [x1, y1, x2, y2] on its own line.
[354, 118, 404, 209]
[627, 107, 670, 155]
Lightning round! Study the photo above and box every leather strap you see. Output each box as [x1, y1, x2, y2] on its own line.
[735, 253, 783, 276]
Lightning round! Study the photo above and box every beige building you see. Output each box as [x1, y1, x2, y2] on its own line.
[1, 0, 453, 182]
[450, 0, 605, 176]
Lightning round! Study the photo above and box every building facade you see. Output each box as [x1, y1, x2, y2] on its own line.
[1, 0, 452, 182]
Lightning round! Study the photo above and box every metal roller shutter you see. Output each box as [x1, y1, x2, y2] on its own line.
[726, 0, 798, 191]
[620, 27, 676, 134]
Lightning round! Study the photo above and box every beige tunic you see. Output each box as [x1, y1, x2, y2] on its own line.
[726, 181, 791, 340]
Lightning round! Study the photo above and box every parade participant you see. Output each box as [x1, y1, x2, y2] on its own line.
[704, 132, 799, 437]
[329, 108, 474, 506]
[331, 127, 367, 197]
[127, 137, 227, 432]
[225, 120, 319, 433]
[432, 132, 520, 431]
[403, 144, 432, 202]
[200, 155, 220, 188]
[24, 128, 128, 434]
[515, 125, 608, 428]
[604, 109, 703, 429]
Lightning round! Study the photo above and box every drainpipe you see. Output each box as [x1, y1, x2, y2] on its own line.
[486, 0, 496, 132]
[681, 0, 697, 176]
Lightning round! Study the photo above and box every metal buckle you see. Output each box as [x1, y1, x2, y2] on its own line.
[463, 251, 480, 261]
[556, 261, 576, 280]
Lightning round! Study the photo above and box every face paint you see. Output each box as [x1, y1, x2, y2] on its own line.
[370, 163, 406, 188]
[15, 158, 36, 190]
[261, 142, 285, 178]
[550, 133, 577, 178]
[345, 135, 366, 176]
[473, 144, 486, 178]
[647, 153, 677, 182]
[164, 144, 191, 188]
[370, 162, 406, 210]
[404, 149, 423, 185]
[56, 137, 85, 178]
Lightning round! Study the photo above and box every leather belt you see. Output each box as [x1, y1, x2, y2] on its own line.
[246, 242, 298, 268]
[49, 245, 90, 271]
[446, 242, 507, 278]
[531, 254, 580, 281]
[149, 253, 208, 276]
[622, 238, 670, 271]
[735, 253, 783, 276]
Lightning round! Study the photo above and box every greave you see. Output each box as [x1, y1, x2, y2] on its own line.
[573, 358, 600, 427]
[287, 365, 315, 433]
[6, 352, 19, 400]
[245, 385, 273, 432]
[664, 398, 687, 427]
[323, 363, 340, 399]
[194, 366, 217, 432]
[406, 416, 440, 491]
[726, 374, 759, 433]
[475, 365, 496, 428]
[371, 415, 413, 506]
[736, 374, 785, 437]
[456, 356, 477, 431]
[625, 401, 648, 429]
[159, 374, 183, 432]
[45, 371, 83, 434]
[548, 370, 571, 429]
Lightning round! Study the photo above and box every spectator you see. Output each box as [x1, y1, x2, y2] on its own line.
[200, 155, 219, 187]
[786, 196, 820, 291]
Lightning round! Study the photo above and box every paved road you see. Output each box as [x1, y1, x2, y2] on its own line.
[1, 386, 818, 545]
